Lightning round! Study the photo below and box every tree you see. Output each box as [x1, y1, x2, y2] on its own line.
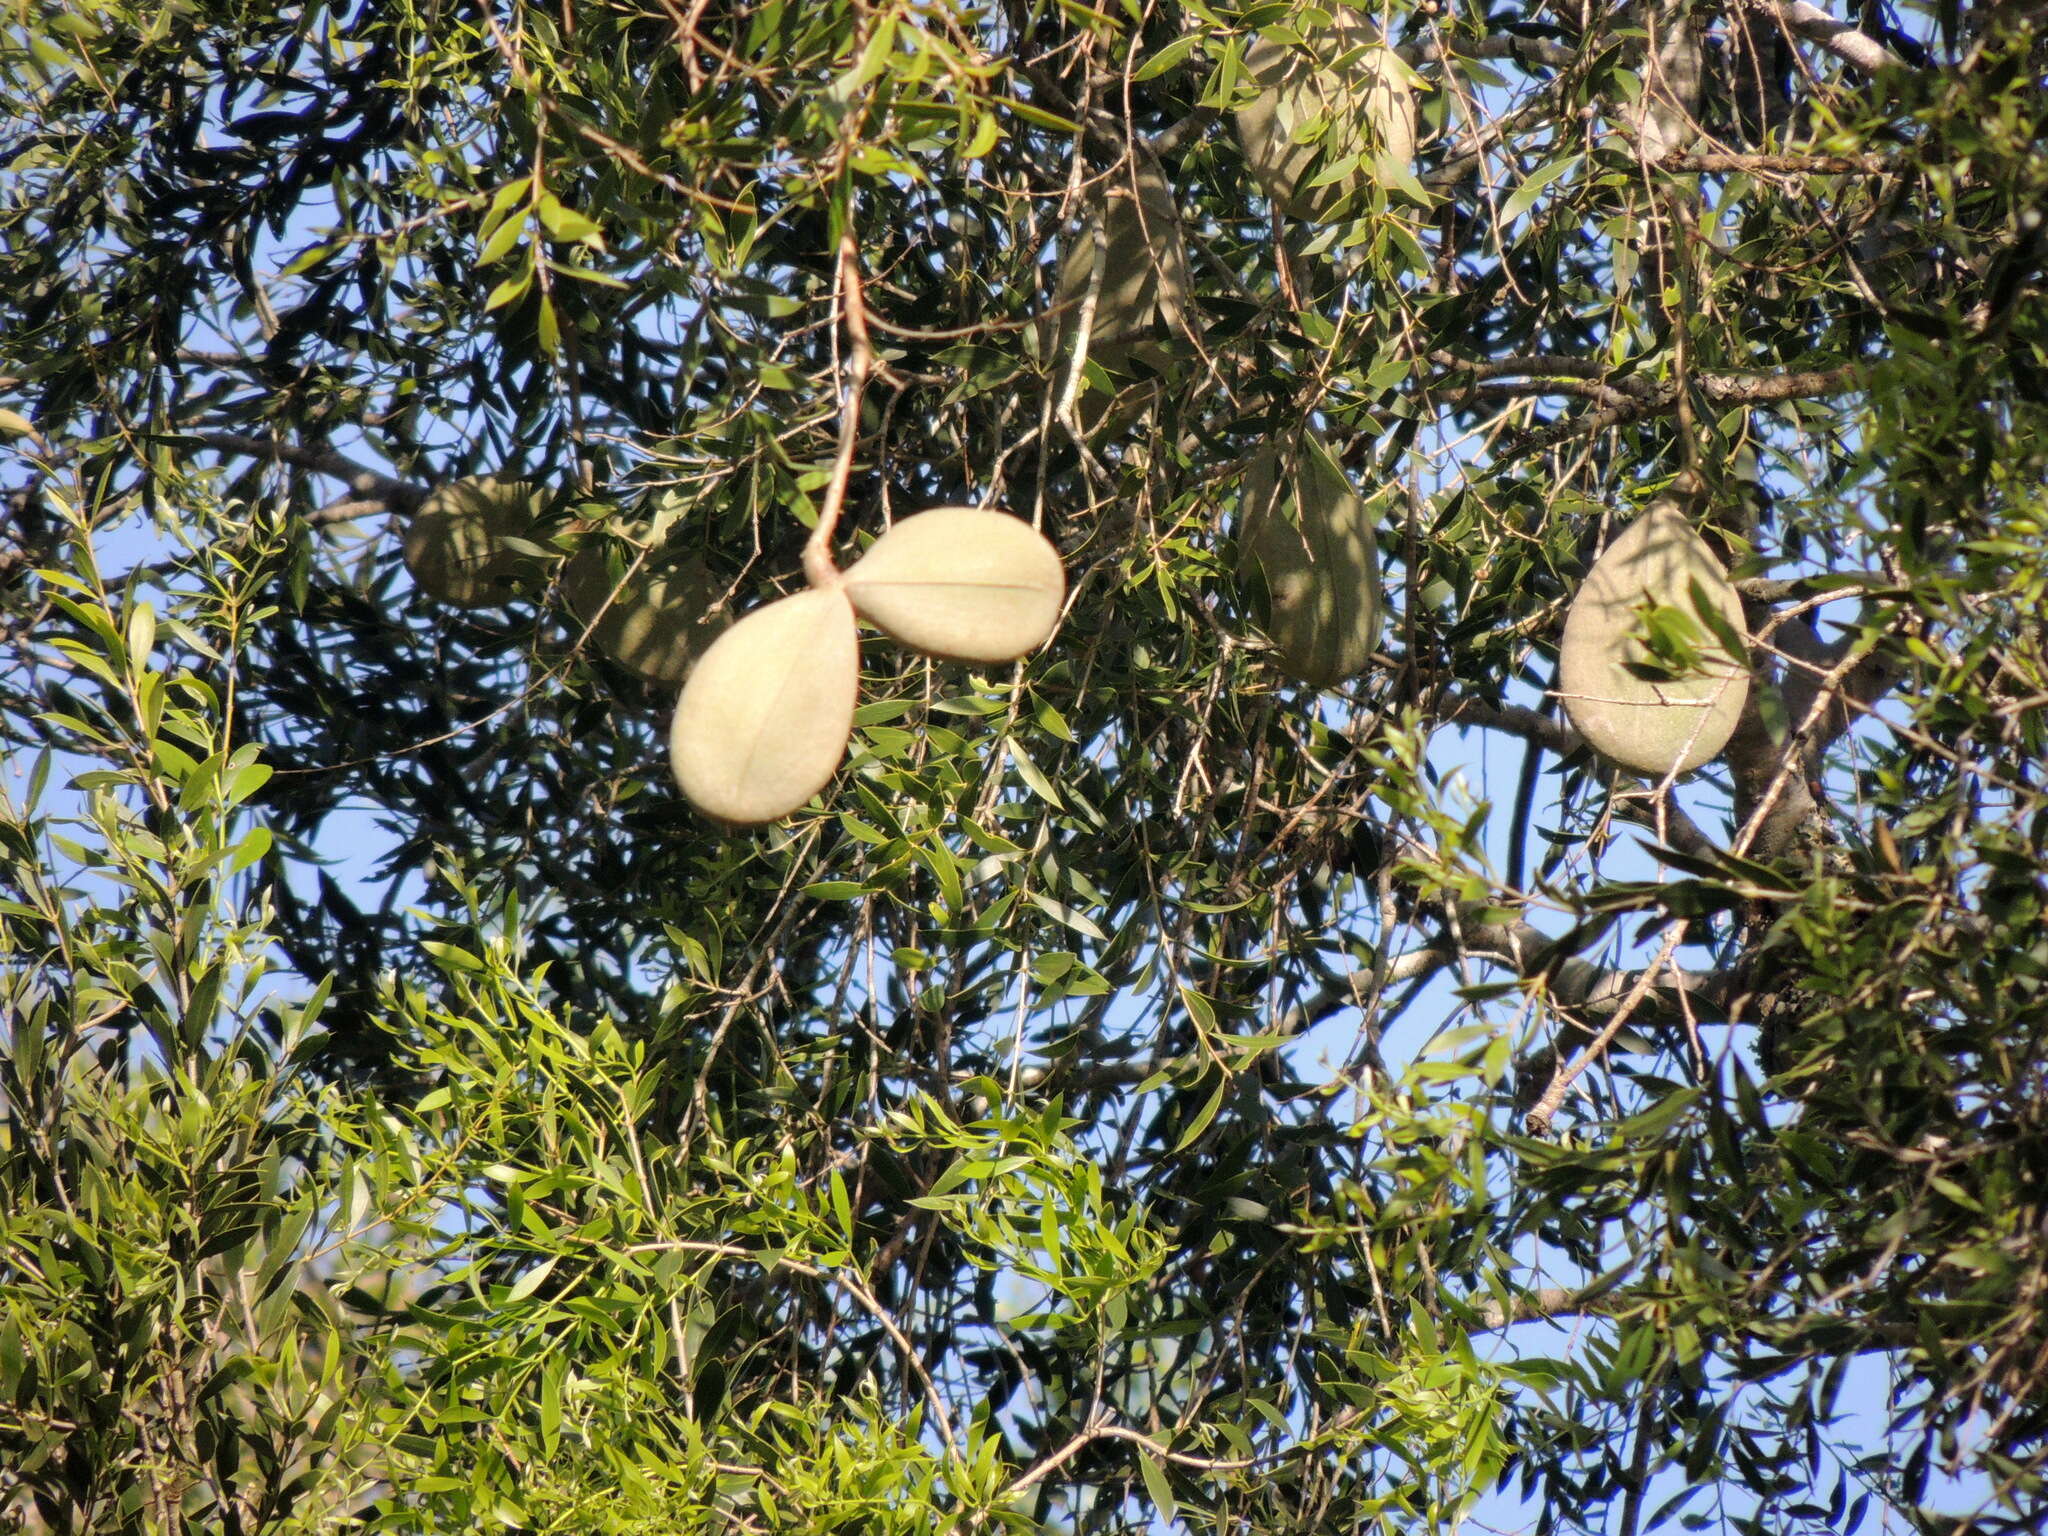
[3, 0, 2045, 1530]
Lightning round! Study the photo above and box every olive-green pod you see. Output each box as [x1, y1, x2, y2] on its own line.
[563, 528, 728, 687]
[401, 475, 549, 608]
[1557, 500, 1750, 777]
[1235, 7, 1416, 220]
[1238, 433, 1381, 688]
[1051, 158, 1189, 371]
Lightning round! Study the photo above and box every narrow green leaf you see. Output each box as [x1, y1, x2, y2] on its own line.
[1501, 154, 1580, 224]
[1136, 1447, 1178, 1522]
[1173, 1075, 1228, 1152]
[1134, 32, 1202, 81]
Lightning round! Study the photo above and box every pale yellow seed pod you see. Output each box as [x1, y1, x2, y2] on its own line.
[843, 508, 1066, 664]
[1557, 501, 1750, 777]
[1238, 434, 1382, 689]
[401, 476, 549, 608]
[669, 586, 860, 825]
[1235, 7, 1417, 220]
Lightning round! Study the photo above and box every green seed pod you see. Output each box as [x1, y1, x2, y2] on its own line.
[844, 508, 1065, 663]
[563, 532, 727, 687]
[1238, 433, 1381, 688]
[1558, 501, 1750, 777]
[1235, 7, 1417, 220]
[401, 476, 549, 608]
[1051, 158, 1189, 374]
[669, 586, 860, 826]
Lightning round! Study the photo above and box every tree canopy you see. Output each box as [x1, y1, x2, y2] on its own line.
[3, 1, 2046, 1532]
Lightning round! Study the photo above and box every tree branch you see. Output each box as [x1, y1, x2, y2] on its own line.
[1443, 695, 1582, 759]
[1456, 914, 1731, 1028]
[1663, 151, 1892, 174]
[1472, 1282, 1636, 1332]
[1524, 923, 1688, 1134]
[1699, 366, 1862, 405]
[1750, 0, 1908, 75]
[805, 228, 872, 588]
[1432, 354, 1861, 414]
[1736, 573, 1888, 603]
[1483, 365, 1862, 460]
[186, 431, 427, 516]
[1398, 34, 1579, 71]
[1722, 606, 1904, 863]
[1152, 106, 1218, 161]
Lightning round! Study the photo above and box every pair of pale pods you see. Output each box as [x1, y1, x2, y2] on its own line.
[401, 485, 1063, 824]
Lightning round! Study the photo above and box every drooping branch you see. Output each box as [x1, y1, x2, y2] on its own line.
[187, 431, 427, 517]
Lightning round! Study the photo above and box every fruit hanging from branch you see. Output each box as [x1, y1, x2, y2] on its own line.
[667, 508, 1065, 826]
[668, 584, 862, 828]
[401, 476, 550, 608]
[1234, 7, 1416, 221]
[563, 516, 728, 687]
[1048, 157, 1191, 432]
[842, 506, 1066, 664]
[1237, 432, 1382, 688]
[1557, 500, 1751, 777]
[1051, 157, 1189, 367]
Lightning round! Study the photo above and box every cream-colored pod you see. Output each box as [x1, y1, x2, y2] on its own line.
[564, 535, 727, 687]
[1238, 434, 1381, 688]
[669, 586, 859, 825]
[1557, 501, 1751, 777]
[843, 508, 1066, 663]
[1235, 8, 1416, 220]
[402, 476, 549, 607]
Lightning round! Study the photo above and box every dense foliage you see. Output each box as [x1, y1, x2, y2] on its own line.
[3, 1, 2045, 1531]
